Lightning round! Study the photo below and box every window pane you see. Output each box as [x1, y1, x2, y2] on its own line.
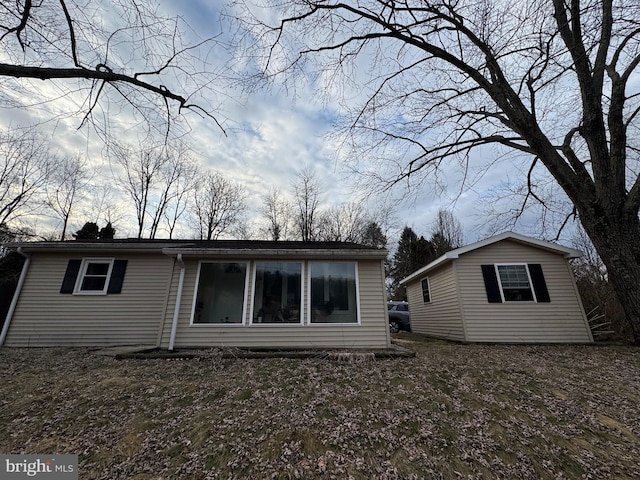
[77, 261, 111, 292]
[85, 263, 110, 276]
[310, 262, 358, 323]
[253, 262, 301, 323]
[502, 287, 534, 301]
[194, 263, 247, 324]
[497, 265, 530, 288]
[421, 278, 430, 303]
[497, 265, 534, 301]
[81, 276, 107, 291]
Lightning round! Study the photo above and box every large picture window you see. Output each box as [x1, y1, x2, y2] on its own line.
[310, 262, 358, 324]
[193, 262, 248, 324]
[252, 262, 302, 323]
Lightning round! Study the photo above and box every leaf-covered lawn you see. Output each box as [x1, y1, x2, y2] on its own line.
[1, 335, 639, 479]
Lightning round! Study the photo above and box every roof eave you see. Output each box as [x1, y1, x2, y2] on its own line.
[398, 232, 583, 285]
[5, 242, 168, 253]
[399, 251, 458, 285]
[161, 247, 387, 259]
[5, 242, 387, 259]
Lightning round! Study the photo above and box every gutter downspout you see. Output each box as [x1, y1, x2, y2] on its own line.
[1, 248, 31, 347]
[168, 254, 186, 351]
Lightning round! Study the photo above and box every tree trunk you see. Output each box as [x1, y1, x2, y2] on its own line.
[580, 211, 640, 344]
[60, 216, 68, 241]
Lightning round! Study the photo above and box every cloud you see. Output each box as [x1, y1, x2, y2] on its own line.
[0, 1, 571, 246]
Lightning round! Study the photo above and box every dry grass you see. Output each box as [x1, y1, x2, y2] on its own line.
[1, 335, 639, 479]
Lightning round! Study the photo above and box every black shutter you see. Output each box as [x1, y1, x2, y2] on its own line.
[107, 260, 128, 294]
[60, 259, 82, 294]
[481, 264, 503, 303]
[528, 263, 550, 303]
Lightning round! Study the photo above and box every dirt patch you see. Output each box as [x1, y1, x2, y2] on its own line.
[1, 337, 639, 479]
[112, 345, 414, 360]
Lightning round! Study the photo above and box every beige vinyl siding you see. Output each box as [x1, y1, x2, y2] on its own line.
[5, 253, 173, 346]
[406, 262, 465, 341]
[159, 258, 389, 349]
[456, 240, 592, 343]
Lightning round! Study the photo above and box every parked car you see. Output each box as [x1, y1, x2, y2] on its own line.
[387, 301, 411, 333]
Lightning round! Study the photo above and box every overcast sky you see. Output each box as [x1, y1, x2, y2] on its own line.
[0, 0, 572, 246]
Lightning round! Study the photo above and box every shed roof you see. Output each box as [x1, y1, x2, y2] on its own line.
[399, 231, 582, 285]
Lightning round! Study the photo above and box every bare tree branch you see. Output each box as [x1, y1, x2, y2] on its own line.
[0, 1, 227, 135]
[238, 0, 640, 341]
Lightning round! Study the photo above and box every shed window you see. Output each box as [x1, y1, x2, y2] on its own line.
[193, 262, 248, 324]
[310, 262, 359, 324]
[497, 264, 534, 301]
[252, 261, 302, 324]
[481, 263, 550, 303]
[421, 277, 431, 303]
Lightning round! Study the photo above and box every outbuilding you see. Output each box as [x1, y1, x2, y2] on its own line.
[1, 240, 390, 350]
[400, 232, 593, 343]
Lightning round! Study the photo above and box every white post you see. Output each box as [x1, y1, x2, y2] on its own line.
[168, 254, 185, 351]
[1, 249, 31, 346]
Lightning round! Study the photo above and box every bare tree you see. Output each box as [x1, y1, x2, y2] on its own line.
[0, 1, 226, 136]
[317, 202, 368, 242]
[571, 226, 630, 341]
[0, 128, 51, 227]
[260, 187, 292, 241]
[85, 184, 126, 235]
[148, 145, 196, 239]
[113, 142, 193, 239]
[113, 144, 164, 239]
[244, 0, 640, 342]
[431, 210, 463, 250]
[163, 157, 198, 240]
[46, 154, 90, 240]
[191, 171, 247, 240]
[292, 167, 322, 241]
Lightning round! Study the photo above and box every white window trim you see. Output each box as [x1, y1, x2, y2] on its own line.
[421, 277, 431, 304]
[249, 261, 304, 326]
[494, 263, 537, 303]
[189, 260, 249, 326]
[307, 261, 361, 326]
[73, 258, 114, 295]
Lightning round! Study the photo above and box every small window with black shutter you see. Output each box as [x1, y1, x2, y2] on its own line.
[60, 258, 128, 295]
[481, 263, 550, 303]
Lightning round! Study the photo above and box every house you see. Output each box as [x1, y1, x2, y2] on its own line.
[1, 240, 390, 350]
[400, 232, 593, 343]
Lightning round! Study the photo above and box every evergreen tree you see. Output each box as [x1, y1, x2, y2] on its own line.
[361, 222, 387, 249]
[98, 222, 116, 240]
[391, 227, 435, 300]
[73, 222, 99, 240]
[430, 231, 453, 258]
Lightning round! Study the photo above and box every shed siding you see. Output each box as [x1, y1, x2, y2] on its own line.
[405, 263, 465, 341]
[159, 259, 389, 349]
[5, 253, 173, 346]
[456, 240, 592, 343]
